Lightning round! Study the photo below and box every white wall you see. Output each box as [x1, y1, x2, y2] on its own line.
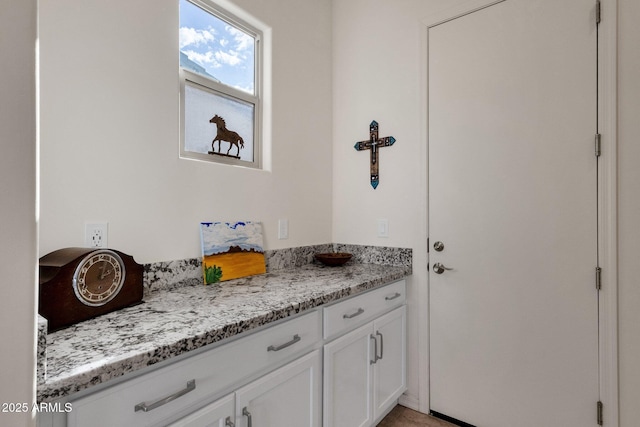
[38, 0, 333, 264]
[333, 0, 480, 411]
[0, 1, 37, 426]
[617, 0, 640, 424]
[331, 0, 488, 410]
[332, 0, 434, 410]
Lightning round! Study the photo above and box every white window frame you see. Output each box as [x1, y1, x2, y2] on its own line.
[179, 0, 263, 169]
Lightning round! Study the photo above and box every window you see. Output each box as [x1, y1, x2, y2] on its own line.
[179, 0, 262, 168]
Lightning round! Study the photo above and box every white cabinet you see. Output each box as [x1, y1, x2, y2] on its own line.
[323, 305, 406, 427]
[44, 279, 406, 427]
[235, 350, 322, 427]
[66, 310, 322, 427]
[323, 280, 406, 340]
[171, 350, 321, 427]
[323, 322, 373, 427]
[371, 307, 406, 421]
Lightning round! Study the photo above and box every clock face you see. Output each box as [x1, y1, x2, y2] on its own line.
[72, 250, 126, 307]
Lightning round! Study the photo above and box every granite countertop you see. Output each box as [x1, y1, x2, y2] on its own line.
[37, 261, 410, 402]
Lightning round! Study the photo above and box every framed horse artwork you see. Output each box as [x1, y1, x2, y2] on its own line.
[180, 79, 258, 167]
[209, 115, 245, 158]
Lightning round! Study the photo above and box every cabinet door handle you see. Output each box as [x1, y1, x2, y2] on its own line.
[376, 331, 384, 360]
[225, 416, 235, 427]
[343, 308, 365, 319]
[134, 379, 196, 412]
[243, 407, 252, 427]
[385, 292, 401, 301]
[267, 334, 301, 352]
[370, 334, 378, 364]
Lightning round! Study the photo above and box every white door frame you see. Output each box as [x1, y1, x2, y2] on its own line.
[596, 1, 619, 426]
[416, 0, 618, 425]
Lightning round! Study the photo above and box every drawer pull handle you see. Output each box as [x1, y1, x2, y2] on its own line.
[243, 407, 252, 427]
[370, 334, 378, 364]
[376, 331, 384, 360]
[225, 416, 235, 427]
[343, 308, 365, 319]
[134, 379, 196, 412]
[385, 292, 401, 301]
[267, 334, 301, 352]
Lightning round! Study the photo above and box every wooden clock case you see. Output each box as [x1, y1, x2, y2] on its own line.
[39, 247, 144, 332]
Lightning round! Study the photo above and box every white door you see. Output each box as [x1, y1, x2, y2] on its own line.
[372, 306, 407, 421]
[428, 1, 599, 426]
[323, 323, 373, 427]
[235, 350, 321, 427]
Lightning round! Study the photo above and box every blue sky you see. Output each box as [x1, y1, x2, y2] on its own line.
[179, 0, 255, 94]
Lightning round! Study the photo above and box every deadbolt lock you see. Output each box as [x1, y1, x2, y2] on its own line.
[433, 241, 445, 252]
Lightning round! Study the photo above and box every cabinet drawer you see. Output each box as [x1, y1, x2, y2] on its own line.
[168, 393, 234, 427]
[323, 280, 405, 339]
[68, 309, 322, 427]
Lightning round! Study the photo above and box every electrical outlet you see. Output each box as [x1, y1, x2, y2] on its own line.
[85, 222, 108, 248]
[278, 219, 289, 240]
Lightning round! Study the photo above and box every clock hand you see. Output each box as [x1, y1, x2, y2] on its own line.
[98, 261, 106, 279]
[99, 261, 112, 280]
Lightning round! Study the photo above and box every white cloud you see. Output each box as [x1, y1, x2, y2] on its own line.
[183, 50, 220, 68]
[179, 26, 216, 49]
[220, 39, 229, 47]
[201, 222, 264, 255]
[214, 50, 242, 66]
[225, 25, 253, 51]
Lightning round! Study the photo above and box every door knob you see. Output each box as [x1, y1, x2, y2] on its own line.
[433, 262, 453, 274]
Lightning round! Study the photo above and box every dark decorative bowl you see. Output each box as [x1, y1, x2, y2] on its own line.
[314, 252, 352, 267]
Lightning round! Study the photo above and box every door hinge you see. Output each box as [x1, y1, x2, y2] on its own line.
[596, 267, 602, 290]
[597, 400, 603, 425]
[596, 0, 602, 25]
[595, 133, 602, 157]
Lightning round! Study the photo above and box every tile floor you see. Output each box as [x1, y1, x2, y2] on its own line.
[377, 405, 457, 427]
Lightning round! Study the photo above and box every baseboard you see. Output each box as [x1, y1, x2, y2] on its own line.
[398, 392, 421, 412]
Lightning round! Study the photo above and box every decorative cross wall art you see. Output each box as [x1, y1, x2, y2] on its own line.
[354, 120, 396, 189]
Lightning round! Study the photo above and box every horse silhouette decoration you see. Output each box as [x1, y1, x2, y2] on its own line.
[209, 115, 245, 158]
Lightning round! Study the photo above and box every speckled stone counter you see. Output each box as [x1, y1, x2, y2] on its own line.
[37, 248, 411, 403]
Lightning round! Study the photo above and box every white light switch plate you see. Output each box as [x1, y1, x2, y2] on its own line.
[377, 219, 389, 238]
[278, 219, 289, 239]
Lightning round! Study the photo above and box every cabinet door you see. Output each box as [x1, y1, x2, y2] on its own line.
[235, 350, 321, 427]
[372, 306, 407, 421]
[168, 393, 234, 427]
[323, 323, 374, 427]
